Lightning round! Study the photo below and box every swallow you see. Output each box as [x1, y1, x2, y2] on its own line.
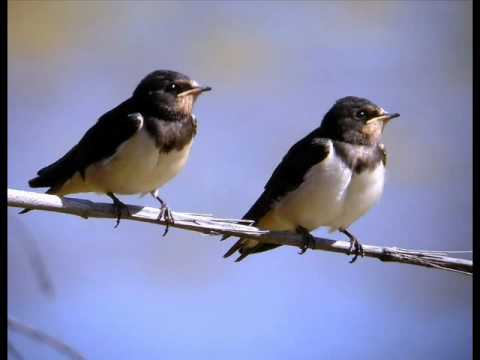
[22, 70, 211, 233]
[223, 96, 399, 262]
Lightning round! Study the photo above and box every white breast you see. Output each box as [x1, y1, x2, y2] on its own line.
[272, 141, 385, 232]
[329, 160, 385, 230]
[59, 125, 193, 195]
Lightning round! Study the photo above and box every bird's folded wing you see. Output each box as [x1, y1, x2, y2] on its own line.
[222, 129, 331, 259]
[29, 99, 143, 190]
[243, 129, 331, 223]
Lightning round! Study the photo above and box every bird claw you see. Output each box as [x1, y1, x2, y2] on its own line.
[154, 196, 175, 236]
[158, 205, 175, 236]
[342, 229, 364, 263]
[298, 247, 307, 255]
[297, 227, 314, 255]
[111, 199, 130, 228]
[348, 239, 364, 263]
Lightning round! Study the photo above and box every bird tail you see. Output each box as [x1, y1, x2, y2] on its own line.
[222, 189, 281, 261]
[28, 146, 79, 193]
[20, 147, 79, 214]
[223, 238, 280, 262]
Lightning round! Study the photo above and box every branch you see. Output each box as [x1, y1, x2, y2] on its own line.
[17, 229, 55, 297]
[7, 341, 24, 360]
[8, 316, 85, 360]
[8, 188, 473, 275]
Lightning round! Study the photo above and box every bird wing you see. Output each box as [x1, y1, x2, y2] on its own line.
[224, 128, 331, 261]
[243, 129, 331, 222]
[29, 99, 143, 192]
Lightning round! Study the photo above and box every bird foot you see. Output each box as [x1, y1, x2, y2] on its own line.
[296, 226, 314, 255]
[108, 194, 130, 228]
[341, 229, 364, 263]
[154, 196, 175, 237]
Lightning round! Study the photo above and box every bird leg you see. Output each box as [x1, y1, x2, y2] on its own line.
[340, 228, 364, 263]
[106, 192, 130, 228]
[296, 226, 315, 255]
[151, 192, 174, 237]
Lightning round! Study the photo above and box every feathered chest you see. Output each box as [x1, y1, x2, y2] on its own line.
[332, 141, 386, 173]
[144, 114, 197, 153]
[79, 114, 196, 195]
[274, 140, 386, 230]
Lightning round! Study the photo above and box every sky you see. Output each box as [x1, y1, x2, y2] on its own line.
[8, 1, 472, 359]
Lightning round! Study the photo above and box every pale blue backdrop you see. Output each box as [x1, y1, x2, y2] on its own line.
[8, 1, 472, 359]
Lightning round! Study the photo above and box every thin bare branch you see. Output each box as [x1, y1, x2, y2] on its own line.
[8, 341, 24, 360]
[8, 316, 85, 360]
[18, 232, 55, 297]
[8, 188, 473, 275]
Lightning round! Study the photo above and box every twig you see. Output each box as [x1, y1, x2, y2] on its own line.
[18, 231, 55, 297]
[8, 188, 473, 275]
[8, 341, 24, 360]
[8, 316, 85, 360]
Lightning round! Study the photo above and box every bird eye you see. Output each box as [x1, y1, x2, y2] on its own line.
[356, 110, 368, 119]
[168, 83, 177, 92]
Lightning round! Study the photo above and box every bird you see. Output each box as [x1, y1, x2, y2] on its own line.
[21, 70, 211, 233]
[223, 96, 399, 262]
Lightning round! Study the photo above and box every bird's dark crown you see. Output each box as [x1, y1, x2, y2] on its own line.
[132, 70, 209, 120]
[320, 96, 398, 146]
[133, 70, 191, 97]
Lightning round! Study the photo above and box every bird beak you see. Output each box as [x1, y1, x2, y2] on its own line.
[177, 86, 212, 97]
[366, 112, 400, 124]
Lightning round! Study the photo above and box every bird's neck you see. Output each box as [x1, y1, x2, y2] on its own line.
[332, 140, 385, 173]
[144, 114, 197, 152]
[149, 106, 191, 122]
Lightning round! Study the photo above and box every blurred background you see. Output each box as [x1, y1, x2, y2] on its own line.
[8, 1, 472, 359]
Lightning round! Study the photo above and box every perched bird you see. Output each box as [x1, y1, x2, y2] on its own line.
[223, 96, 399, 262]
[22, 70, 211, 232]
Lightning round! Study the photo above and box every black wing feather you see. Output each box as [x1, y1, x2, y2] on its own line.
[28, 99, 142, 191]
[224, 127, 331, 260]
[243, 128, 330, 223]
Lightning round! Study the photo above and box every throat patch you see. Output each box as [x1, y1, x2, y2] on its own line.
[333, 141, 385, 173]
[144, 114, 196, 153]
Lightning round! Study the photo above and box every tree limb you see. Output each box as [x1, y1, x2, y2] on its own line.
[8, 316, 85, 360]
[17, 229, 55, 297]
[8, 188, 473, 275]
[7, 341, 24, 360]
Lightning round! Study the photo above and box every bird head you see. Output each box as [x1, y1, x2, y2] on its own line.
[320, 96, 400, 145]
[133, 70, 211, 118]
